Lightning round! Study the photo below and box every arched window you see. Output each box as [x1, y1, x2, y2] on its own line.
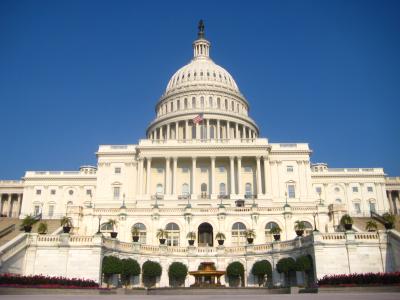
[101, 222, 113, 232]
[200, 96, 204, 109]
[177, 100, 180, 110]
[192, 97, 196, 108]
[184, 98, 188, 109]
[219, 183, 226, 196]
[182, 183, 189, 196]
[369, 201, 376, 213]
[303, 221, 313, 236]
[225, 99, 228, 110]
[156, 183, 164, 195]
[245, 183, 252, 198]
[209, 97, 213, 108]
[217, 98, 221, 108]
[265, 222, 279, 241]
[165, 223, 180, 246]
[232, 222, 247, 246]
[231, 101, 234, 111]
[132, 223, 146, 244]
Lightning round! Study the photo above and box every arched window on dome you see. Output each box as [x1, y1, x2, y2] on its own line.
[217, 98, 221, 109]
[237, 103, 239, 113]
[177, 100, 180, 110]
[225, 99, 228, 110]
[209, 97, 213, 108]
[200, 97, 204, 109]
[184, 98, 188, 109]
[132, 223, 146, 244]
[170, 102, 173, 112]
[232, 222, 247, 246]
[231, 101, 234, 111]
[165, 222, 180, 246]
[192, 97, 196, 109]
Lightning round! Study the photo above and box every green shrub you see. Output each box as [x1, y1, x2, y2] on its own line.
[295, 255, 313, 272]
[102, 256, 122, 275]
[142, 260, 162, 288]
[37, 222, 48, 234]
[340, 214, 353, 225]
[276, 257, 296, 274]
[168, 262, 188, 287]
[251, 260, 272, 286]
[120, 258, 141, 287]
[226, 261, 244, 278]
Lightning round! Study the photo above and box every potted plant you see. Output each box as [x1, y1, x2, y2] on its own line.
[340, 214, 354, 231]
[270, 226, 282, 241]
[382, 213, 395, 230]
[156, 229, 168, 244]
[245, 229, 256, 244]
[365, 220, 378, 232]
[21, 215, 36, 233]
[107, 219, 118, 238]
[60, 216, 73, 233]
[37, 222, 48, 234]
[294, 220, 306, 236]
[131, 226, 140, 242]
[186, 231, 196, 246]
[215, 232, 226, 245]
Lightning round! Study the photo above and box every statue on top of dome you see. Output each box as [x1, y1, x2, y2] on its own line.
[198, 20, 205, 38]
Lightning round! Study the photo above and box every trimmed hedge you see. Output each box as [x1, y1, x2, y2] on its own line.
[0, 274, 98, 288]
[142, 260, 162, 278]
[121, 258, 141, 286]
[276, 257, 296, 274]
[226, 261, 245, 278]
[168, 262, 188, 287]
[102, 256, 122, 275]
[295, 255, 313, 272]
[318, 272, 400, 286]
[251, 260, 272, 277]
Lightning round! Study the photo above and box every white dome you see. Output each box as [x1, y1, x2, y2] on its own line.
[165, 57, 239, 94]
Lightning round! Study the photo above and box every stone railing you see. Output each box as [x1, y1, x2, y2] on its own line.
[0, 234, 28, 264]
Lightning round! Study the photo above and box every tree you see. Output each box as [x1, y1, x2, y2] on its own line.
[276, 257, 296, 287]
[295, 255, 313, 272]
[120, 258, 141, 287]
[142, 260, 162, 288]
[226, 261, 245, 287]
[251, 260, 272, 286]
[102, 256, 122, 287]
[168, 262, 188, 287]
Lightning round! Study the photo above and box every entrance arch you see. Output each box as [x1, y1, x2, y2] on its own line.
[198, 222, 213, 246]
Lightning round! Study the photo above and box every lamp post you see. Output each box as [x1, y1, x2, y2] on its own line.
[120, 193, 126, 209]
[318, 190, 323, 205]
[313, 212, 318, 232]
[97, 215, 102, 234]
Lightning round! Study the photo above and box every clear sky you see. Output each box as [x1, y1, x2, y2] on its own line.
[0, 0, 399, 179]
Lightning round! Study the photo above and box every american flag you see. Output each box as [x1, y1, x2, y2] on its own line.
[193, 113, 204, 124]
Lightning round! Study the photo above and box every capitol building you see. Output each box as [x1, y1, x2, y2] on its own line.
[0, 22, 399, 288]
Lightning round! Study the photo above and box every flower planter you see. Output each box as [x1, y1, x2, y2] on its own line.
[159, 238, 166, 245]
[217, 239, 225, 246]
[344, 224, 353, 231]
[132, 236, 139, 242]
[384, 223, 394, 230]
[273, 234, 281, 241]
[295, 230, 304, 237]
[247, 238, 254, 244]
[23, 225, 32, 233]
[63, 226, 71, 233]
[188, 239, 195, 246]
[110, 232, 118, 238]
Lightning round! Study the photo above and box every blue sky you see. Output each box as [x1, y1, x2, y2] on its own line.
[0, 0, 399, 179]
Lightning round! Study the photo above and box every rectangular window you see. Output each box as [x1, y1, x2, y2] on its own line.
[287, 165, 294, 172]
[200, 167, 208, 173]
[367, 186, 373, 192]
[50, 189, 56, 195]
[157, 168, 164, 173]
[218, 166, 226, 172]
[114, 167, 121, 174]
[369, 202, 376, 213]
[34, 205, 40, 216]
[181, 167, 189, 173]
[86, 189, 92, 196]
[113, 187, 120, 200]
[315, 187, 322, 194]
[288, 185, 295, 198]
[352, 186, 359, 193]
[354, 203, 361, 214]
[36, 189, 41, 195]
[244, 166, 252, 172]
[48, 205, 54, 217]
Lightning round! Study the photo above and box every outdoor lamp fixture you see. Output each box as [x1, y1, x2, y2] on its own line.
[120, 193, 126, 209]
[97, 215, 102, 234]
[313, 212, 318, 232]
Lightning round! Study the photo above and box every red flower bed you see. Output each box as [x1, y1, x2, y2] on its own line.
[318, 272, 400, 286]
[0, 274, 99, 288]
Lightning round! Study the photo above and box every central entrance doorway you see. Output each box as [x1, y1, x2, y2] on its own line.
[198, 222, 213, 246]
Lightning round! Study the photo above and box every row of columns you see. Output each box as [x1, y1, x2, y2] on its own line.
[148, 119, 257, 141]
[387, 190, 400, 215]
[138, 156, 270, 198]
[0, 193, 23, 218]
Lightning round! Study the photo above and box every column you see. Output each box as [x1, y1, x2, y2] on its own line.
[235, 123, 239, 139]
[166, 124, 170, 140]
[17, 193, 22, 217]
[173, 157, 178, 195]
[230, 157, 236, 195]
[196, 123, 199, 140]
[205, 119, 209, 140]
[166, 157, 171, 195]
[256, 156, 262, 196]
[211, 156, 216, 197]
[175, 121, 179, 140]
[263, 157, 270, 195]
[138, 158, 144, 195]
[387, 191, 393, 214]
[227, 121, 230, 139]
[191, 157, 197, 197]
[185, 120, 189, 140]
[8, 194, 13, 217]
[146, 158, 152, 195]
[216, 119, 220, 140]
[237, 157, 242, 195]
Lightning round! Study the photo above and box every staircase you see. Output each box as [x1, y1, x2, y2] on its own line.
[0, 218, 61, 246]
[353, 214, 400, 232]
